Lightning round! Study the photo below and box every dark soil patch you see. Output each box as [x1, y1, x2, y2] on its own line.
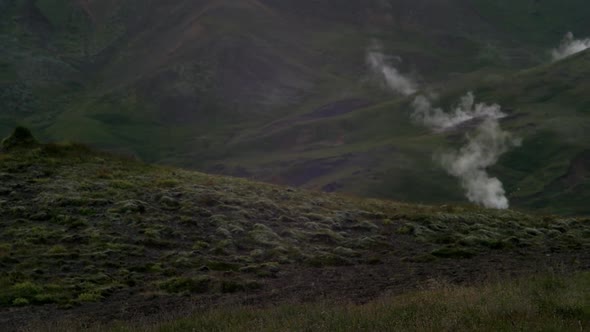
[281, 156, 351, 187]
[302, 99, 373, 120]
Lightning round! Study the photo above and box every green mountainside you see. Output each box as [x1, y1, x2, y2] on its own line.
[1, 0, 590, 213]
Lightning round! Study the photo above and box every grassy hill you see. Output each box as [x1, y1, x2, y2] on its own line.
[0, 130, 588, 330]
[1, 0, 590, 214]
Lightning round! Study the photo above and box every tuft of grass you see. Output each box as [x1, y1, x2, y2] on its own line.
[77, 292, 103, 303]
[159, 276, 211, 294]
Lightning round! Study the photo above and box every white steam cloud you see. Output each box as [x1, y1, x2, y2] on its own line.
[438, 118, 521, 209]
[411, 92, 505, 131]
[366, 42, 417, 96]
[364, 41, 520, 209]
[411, 93, 521, 209]
[552, 32, 590, 61]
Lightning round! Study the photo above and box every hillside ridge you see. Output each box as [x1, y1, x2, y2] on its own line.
[0, 130, 588, 328]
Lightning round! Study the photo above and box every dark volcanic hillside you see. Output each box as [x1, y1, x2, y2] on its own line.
[1, 0, 590, 213]
[215, 50, 590, 216]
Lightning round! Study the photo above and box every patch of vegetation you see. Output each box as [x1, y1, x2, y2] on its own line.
[159, 276, 211, 294]
[0, 280, 65, 306]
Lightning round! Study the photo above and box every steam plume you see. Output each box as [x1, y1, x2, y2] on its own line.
[411, 92, 505, 131]
[438, 118, 521, 209]
[552, 32, 590, 61]
[363, 40, 519, 208]
[366, 42, 417, 96]
[412, 93, 520, 209]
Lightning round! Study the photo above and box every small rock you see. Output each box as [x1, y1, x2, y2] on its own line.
[114, 200, 146, 214]
[216, 227, 232, 238]
[159, 195, 180, 210]
[29, 212, 51, 221]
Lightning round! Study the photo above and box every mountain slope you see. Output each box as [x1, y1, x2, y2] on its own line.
[1, 0, 590, 213]
[196, 50, 590, 215]
[0, 131, 588, 328]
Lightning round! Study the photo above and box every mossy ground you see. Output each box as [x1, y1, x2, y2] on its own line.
[0, 141, 588, 329]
